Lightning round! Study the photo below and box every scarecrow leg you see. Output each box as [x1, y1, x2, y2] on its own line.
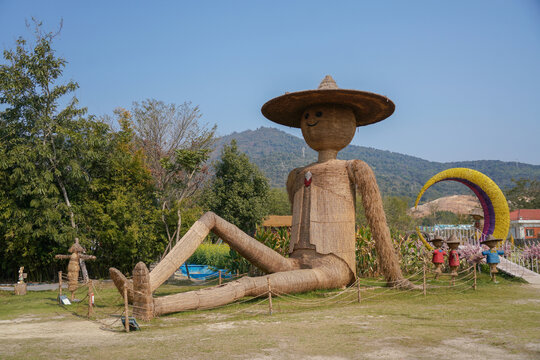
[348, 160, 414, 288]
[110, 212, 295, 301]
[150, 254, 351, 317]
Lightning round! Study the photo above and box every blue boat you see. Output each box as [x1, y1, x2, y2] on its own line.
[179, 264, 234, 280]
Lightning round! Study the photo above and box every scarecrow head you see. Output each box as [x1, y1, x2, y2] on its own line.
[262, 75, 395, 156]
[446, 234, 461, 250]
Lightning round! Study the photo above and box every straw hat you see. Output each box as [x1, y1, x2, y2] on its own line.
[481, 235, 502, 245]
[470, 208, 484, 220]
[446, 234, 461, 244]
[427, 235, 444, 243]
[261, 75, 395, 128]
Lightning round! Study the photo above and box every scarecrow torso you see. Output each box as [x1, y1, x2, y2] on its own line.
[288, 160, 356, 273]
[67, 252, 80, 291]
[448, 250, 459, 267]
[432, 249, 446, 264]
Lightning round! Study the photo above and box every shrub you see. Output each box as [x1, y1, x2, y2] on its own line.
[356, 226, 428, 277]
[224, 226, 290, 274]
[187, 243, 230, 269]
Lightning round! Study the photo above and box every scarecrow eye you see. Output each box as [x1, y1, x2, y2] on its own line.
[315, 111, 323, 117]
[304, 113, 309, 119]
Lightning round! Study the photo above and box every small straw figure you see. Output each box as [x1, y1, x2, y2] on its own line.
[470, 210, 484, 242]
[18, 266, 25, 284]
[481, 235, 504, 283]
[55, 242, 96, 300]
[446, 234, 461, 285]
[428, 236, 446, 279]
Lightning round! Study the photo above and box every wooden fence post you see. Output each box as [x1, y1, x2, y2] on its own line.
[218, 270, 222, 285]
[267, 277, 273, 315]
[185, 263, 191, 280]
[87, 281, 93, 318]
[58, 271, 63, 297]
[423, 263, 426, 297]
[124, 285, 130, 333]
[357, 279, 361, 303]
[473, 265, 477, 290]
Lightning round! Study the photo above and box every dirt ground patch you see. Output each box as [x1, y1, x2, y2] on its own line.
[1, 279, 539, 359]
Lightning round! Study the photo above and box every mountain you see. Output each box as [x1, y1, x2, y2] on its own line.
[212, 127, 540, 203]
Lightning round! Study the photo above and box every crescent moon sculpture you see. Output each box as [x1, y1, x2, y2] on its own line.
[415, 168, 510, 240]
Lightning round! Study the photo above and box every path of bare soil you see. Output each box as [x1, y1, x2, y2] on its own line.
[1, 282, 539, 359]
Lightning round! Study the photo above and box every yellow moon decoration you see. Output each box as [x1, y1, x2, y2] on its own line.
[415, 168, 510, 240]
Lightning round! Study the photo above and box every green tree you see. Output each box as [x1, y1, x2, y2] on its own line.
[0, 23, 165, 281]
[267, 188, 291, 215]
[0, 22, 106, 280]
[383, 196, 416, 232]
[505, 178, 540, 210]
[206, 140, 270, 235]
[79, 109, 165, 276]
[130, 99, 216, 259]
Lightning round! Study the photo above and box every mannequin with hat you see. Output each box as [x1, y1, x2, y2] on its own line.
[446, 234, 461, 284]
[481, 236, 504, 282]
[428, 236, 446, 279]
[109, 76, 413, 320]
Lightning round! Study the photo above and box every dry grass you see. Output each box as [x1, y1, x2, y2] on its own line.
[0, 273, 539, 359]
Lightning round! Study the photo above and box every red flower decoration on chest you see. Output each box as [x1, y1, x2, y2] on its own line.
[304, 171, 312, 187]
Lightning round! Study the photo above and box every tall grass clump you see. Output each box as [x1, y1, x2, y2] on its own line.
[188, 243, 231, 269]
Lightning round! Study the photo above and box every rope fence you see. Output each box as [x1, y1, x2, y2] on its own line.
[56, 263, 481, 332]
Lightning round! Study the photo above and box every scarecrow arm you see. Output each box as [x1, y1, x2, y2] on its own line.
[286, 169, 297, 209]
[347, 160, 410, 287]
[80, 255, 96, 261]
[55, 255, 71, 260]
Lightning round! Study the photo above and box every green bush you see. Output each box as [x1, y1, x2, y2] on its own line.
[187, 243, 230, 269]
[225, 226, 291, 274]
[356, 226, 427, 277]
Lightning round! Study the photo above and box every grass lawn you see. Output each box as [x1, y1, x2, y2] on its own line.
[1, 272, 539, 359]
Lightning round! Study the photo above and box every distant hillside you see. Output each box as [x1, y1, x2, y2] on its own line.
[212, 127, 540, 203]
[409, 195, 481, 218]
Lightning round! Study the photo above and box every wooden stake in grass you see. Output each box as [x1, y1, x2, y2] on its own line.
[87, 281, 93, 318]
[473, 265, 477, 290]
[185, 263, 191, 280]
[423, 263, 426, 297]
[357, 279, 361, 303]
[267, 277, 273, 315]
[218, 270, 222, 285]
[58, 271, 63, 297]
[124, 285, 130, 333]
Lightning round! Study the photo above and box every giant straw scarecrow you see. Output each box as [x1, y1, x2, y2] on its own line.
[110, 75, 412, 320]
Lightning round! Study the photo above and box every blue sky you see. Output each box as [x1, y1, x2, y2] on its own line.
[1, 1, 539, 164]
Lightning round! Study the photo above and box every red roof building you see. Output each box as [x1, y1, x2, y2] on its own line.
[509, 209, 540, 240]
